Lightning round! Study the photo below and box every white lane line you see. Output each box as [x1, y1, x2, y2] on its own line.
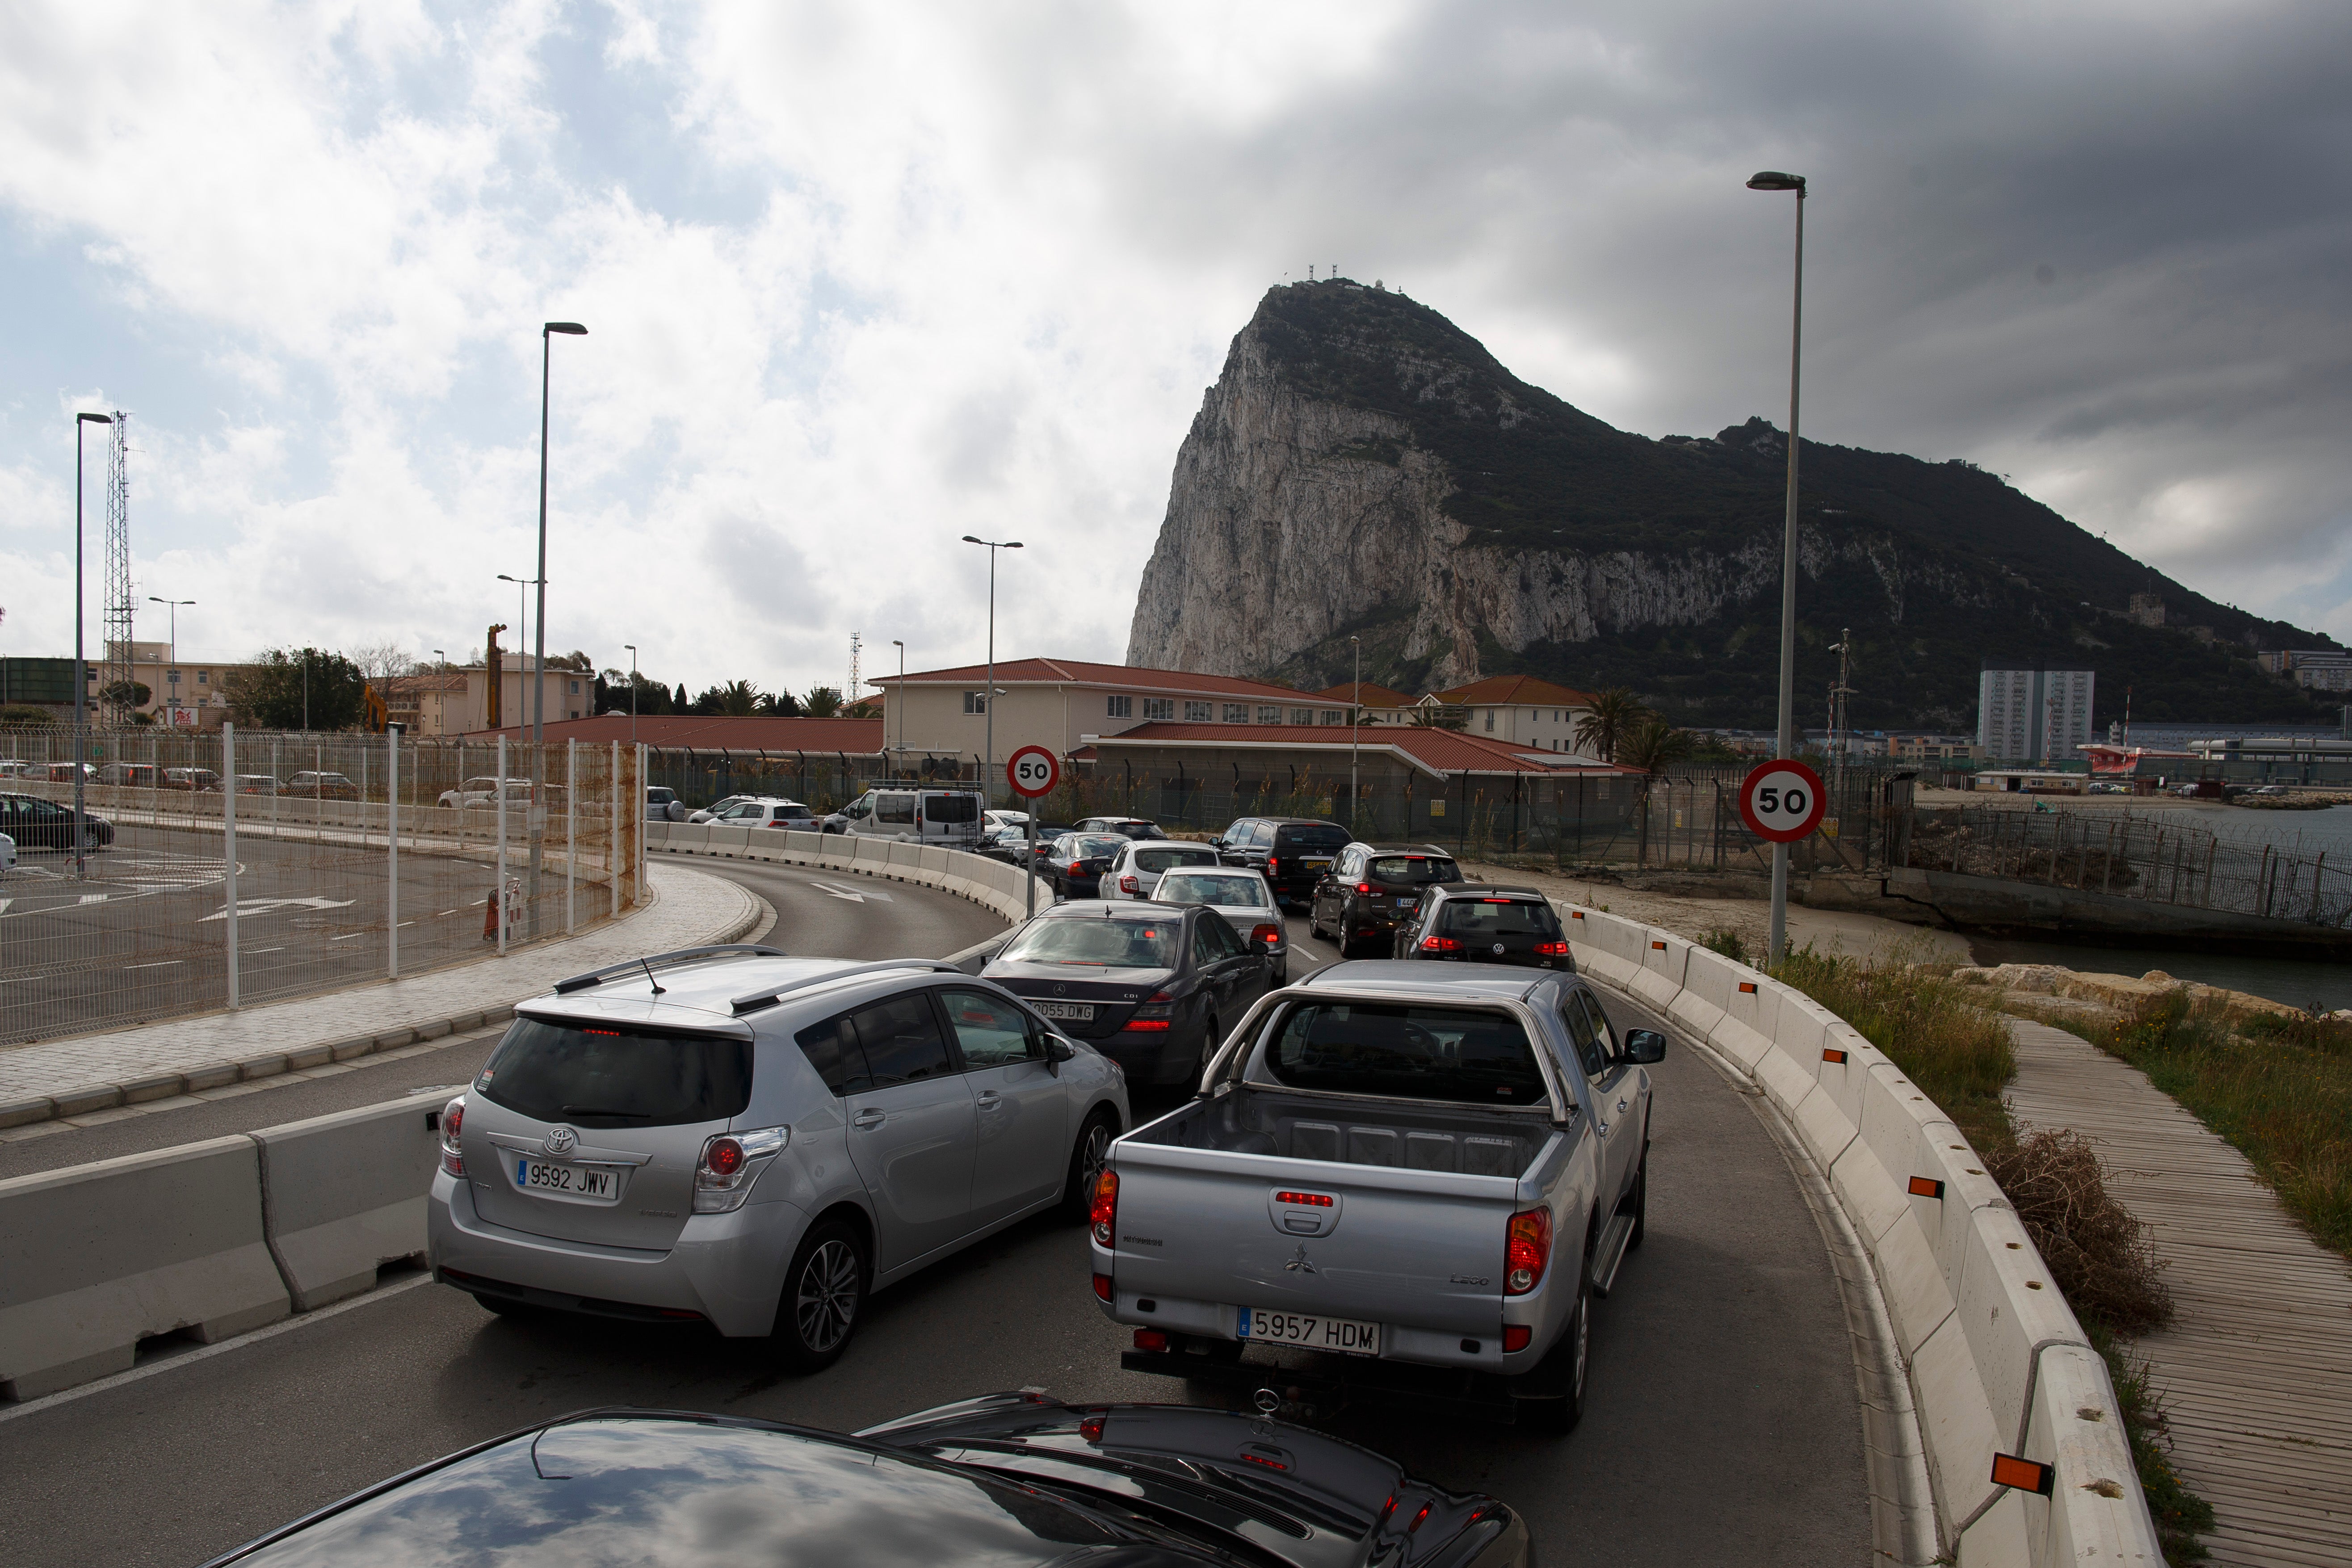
[397, 920, 415, 927]
[330, 932, 367, 942]
[0, 1273, 437, 1424]
[123, 960, 184, 971]
[436, 909, 455, 917]
[79, 894, 108, 904]
[250, 946, 284, 954]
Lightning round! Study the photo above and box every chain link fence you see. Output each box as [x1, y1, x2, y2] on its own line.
[0, 726, 644, 1047]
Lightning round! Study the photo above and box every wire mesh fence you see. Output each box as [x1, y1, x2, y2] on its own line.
[1905, 805, 2352, 929]
[0, 726, 645, 1047]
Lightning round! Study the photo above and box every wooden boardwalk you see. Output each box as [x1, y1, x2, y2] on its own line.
[2005, 1019, 2352, 1568]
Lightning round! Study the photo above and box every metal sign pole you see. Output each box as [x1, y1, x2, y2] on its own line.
[496, 734, 509, 955]
[223, 723, 239, 1009]
[387, 723, 400, 979]
[1026, 808, 1037, 918]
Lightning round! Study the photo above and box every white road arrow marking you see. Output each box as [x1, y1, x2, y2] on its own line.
[198, 896, 357, 923]
[80, 894, 107, 905]
[806, 880, 869, 903]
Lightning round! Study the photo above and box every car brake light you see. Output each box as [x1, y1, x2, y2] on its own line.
[1421, 936, 1462, 952]
[694, 1126, 789, 1213]
[1505, 1207, 1552, 1294]
[1133, 1328, 1169, 1353]
[1534, 940, 1570, 956]
[1273, 1191, 1333, 1206]
[1079, 1415, 1105, 1443]
[1357, 882, 1373, 895]
[1251, 923, 1282, 947]
[1089, 1169, 1119, 1245]
[1092, 1273, 1114, 1302]
[1122, 1019, 1171, 1031]
[1266, 856, 1278, 871]
[440, 1097, 466, 1177]
[1119, 874, 1141, 894]
[1503, 1324, 1533, 1352]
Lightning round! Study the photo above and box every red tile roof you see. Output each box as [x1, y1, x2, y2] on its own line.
[1316, 681, 1417, 706]
[878, 657, 1302, 701]
[1433, 674, 1598, 707]
[467, 715, 888, 752]
[1073, 722, 1635, 778]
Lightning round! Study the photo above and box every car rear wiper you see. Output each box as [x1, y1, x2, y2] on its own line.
[559, 1106, 654, 1119]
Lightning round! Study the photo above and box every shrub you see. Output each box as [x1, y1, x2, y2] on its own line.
[1699, 926, 1749, 964]
[1984, 1130, 2171, 1335]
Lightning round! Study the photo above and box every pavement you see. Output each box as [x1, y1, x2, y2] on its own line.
[0, 857, 760, 1131]
[0, 862, 1872, 1567]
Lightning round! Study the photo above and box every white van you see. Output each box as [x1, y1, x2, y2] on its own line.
[832, 786, 985, 846]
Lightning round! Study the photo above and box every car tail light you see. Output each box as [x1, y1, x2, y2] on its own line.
[1121, 1019, 1171, 1031]
[1092, 1273, 1114, 1301]
[1079, 1415, 1105, 1443]
[1266, 856, 1278, 871]
[694, 1126, 789, 1213]
[1503, 1324, 1533, 1353]
[1252, 923, 1282, 947]
[1119, 874, 1141, 894]
[1505, 1207, 1552, 1294]
[440, 1097, 466, 1177]
[1534, 940, 1570, 956]
[1420, 936, 1462, 953]
[1089, 1169, 1119, 1245]
[1128, 990, 1173, 1025]
[1133, 1328, 1169, 1353]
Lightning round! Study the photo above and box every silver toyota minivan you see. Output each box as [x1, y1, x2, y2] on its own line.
[428, 946, 1129, 1369]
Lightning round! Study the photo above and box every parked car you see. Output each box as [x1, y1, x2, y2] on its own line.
[1074, 815, 1168, 841]
[0, 760, 30, 779]
[1215, 816, 1351, 907]
[977, 822, 1073, 866]
[645, 785, 687, 821]
[687, 793, 757, 823]
[981, 900, 1274, 1087]
[196, 1399, 1531, 1568]
[0, 792, 115, 850]
[1039, 832, 1130, 899]
[702, 797, 818, 831]
[829, 786, 986, 846]
[286, 770, 360, 800]
[231, 773, 281, 796]
[439, 777, 545, 810]
[163, 767, 221, 792]
[430, 947, 1129, 1367]
[1392, 883, 1574, 970]
[1093, 961, 1663, 1429]
[96, 762, 161, 787]
[40, 761, 95, 783]
[1310, 841, 1465, 957]
[1154, 866, 1289, 983]
[0, 831, 14, 872]
[983, 808, 1033, 832]
[1100, 839, 1221, 901]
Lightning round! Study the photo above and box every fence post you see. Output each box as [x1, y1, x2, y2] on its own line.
[223, 723, 239, 1010]
[387, 724, 399, 980]
[496, 735, 509, 955]
[610, 739, 621, 920]
[566, 738, 577, 933]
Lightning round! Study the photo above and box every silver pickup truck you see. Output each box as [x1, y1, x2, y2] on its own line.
[1088, 961, 1663, 1431]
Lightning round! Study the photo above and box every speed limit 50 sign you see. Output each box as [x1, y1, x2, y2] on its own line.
[1739, 759, 1827, 844]
[1006, 745, 1060, 799]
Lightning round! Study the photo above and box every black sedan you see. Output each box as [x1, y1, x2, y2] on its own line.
[1040, 832, 1130, 898]
[1392, 883, 1575, 971]
[984, 900, 1271, 1086]
[200, 1397, 1530, 1568]
[0, 793, 115, 850]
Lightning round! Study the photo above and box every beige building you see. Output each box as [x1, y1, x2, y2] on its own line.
[92, 641, 244, 728]
[428, 658, 596, 736]
[870, 657, 1313, 768]
[1428, 674, 1600, 756]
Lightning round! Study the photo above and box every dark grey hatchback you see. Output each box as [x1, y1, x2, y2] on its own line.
[983, 902, 1272, 1087]
[199, 1396, 1530, 1567]
[1391, 883, 1575, 971]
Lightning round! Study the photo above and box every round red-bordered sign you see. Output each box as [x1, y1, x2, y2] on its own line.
[1006, 745, 1060, 799]
[1739, 759, 1828, 844]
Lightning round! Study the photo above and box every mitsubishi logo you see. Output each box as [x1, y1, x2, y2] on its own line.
[542, 1125, 579, 1156]
[1283, 1244, 1318, 1275]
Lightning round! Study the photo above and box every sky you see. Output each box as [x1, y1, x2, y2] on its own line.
[2, 0, 2346, 701]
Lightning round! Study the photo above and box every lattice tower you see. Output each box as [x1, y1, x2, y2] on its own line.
[100, 412, 135, 726]
[848, 631, 861, 707]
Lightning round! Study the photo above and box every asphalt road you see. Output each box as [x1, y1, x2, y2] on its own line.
[0, 861, 1869, 1566]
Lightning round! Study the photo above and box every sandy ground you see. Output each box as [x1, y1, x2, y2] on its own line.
[1459, 859, 1975, 965]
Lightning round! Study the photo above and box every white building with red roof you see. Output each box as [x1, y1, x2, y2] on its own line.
[870, 656, 1330, 767]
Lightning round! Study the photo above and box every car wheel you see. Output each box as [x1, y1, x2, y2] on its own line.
[1513, 1229, 1593, 1435]
[1062, 1109, 1119, 1219]
[1307, 900, 1329, 941]
[1337, 908, 1360, 958]
[774, 1219, 868, 1372]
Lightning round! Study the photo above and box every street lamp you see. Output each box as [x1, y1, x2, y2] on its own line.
[890, 639, 905, 767]
[497, 575, 541, 720]
[624, 643, 638, 746]
[72, 411, 112, 880]
[433, 650, 445, 737]
[960, 536, 1022, 804]
[1747, 168, 1807, 960]
[149, 596, 193, 723]
[531, 320, 586, 941]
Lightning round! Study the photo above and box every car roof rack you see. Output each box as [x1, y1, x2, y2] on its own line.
[552, 945, 790, 995]
[730, 959, 965, 1016]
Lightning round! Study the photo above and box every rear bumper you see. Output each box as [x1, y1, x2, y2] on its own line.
[1096, 1284, 1543, 1376]
[426, 1170, 808, 1337]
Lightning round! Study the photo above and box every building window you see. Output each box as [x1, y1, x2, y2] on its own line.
[1184, 700, 1213, 722]
[1484, 710, 1495, 731]
[964, 690, 987, 714]
[1257, 705, 1281, 725]
[1222, 703, 1248, 723]
[569, 680, 580, 694]
[197, 670, 209, 685]
[1291, 707, 1314, 725]
[1144, 697, 1175, 719]
[1107, 694, 1132, 718]
[1320, 709, 1344, 725]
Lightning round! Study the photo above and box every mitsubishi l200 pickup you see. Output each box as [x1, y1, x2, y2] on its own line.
[1088, 960, 1663, 1431]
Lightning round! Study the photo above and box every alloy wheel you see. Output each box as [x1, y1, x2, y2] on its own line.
[1080, 1119, 1113, 1193]
[795, 1239, 860, 1353]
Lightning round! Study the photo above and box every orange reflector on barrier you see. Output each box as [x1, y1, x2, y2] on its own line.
[1738, 981, 1757, 993]
[1989, 1453, 2054, 1496]
[1908, 1176, 1945, 1200]
[1823, 1047, 1848, 1065]
[1571, 910, 1584, 920]
[1650, 940, 1666, 950]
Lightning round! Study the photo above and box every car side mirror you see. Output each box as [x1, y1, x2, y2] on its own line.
[1623, 1029, 1667, 1065]
[1043, 1035, 1075, 1063]
[1248, 933, 1272, 954]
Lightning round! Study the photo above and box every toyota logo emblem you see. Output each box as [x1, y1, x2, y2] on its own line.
[543, 1125, 579, 1156]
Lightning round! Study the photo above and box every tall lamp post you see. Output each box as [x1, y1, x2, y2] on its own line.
[530, 320, 587, 941]
[890, 639, 905, 770]
[72, 411, 113, 880]
[433, 650, 445, 736]
[960, 536, 1022, 804]
[1349, 635, 1361, 832]
[148, 596, 193, 723]
[1747, 168, 1807, 961]
[624, 643, 638, 746]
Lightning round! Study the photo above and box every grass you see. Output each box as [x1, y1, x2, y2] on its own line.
[1699, 925, 1748, 964]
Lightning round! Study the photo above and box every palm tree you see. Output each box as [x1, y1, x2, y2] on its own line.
[1573, 687, 1652, 762]
[714, 679, 762, 716]
[801, 685, 844, 718]
[1617, 717, 1694, 775]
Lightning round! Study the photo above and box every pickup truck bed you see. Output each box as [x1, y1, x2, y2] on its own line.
[1130, 1087, 1549, 1178]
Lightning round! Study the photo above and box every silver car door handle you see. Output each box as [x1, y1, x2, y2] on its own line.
[852, 1109, 885, 1128]
[975, 1091, 1002, 1108]
[1596, 1121, 1609, 1136]
[1617, 1099, 1629, 1114]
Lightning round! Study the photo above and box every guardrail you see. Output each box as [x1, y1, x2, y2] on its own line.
[1560, 903, 2162, 1564]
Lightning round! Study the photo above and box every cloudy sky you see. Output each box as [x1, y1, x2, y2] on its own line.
[3, 0, 2346, 700]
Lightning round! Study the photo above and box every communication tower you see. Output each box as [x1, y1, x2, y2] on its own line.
[848, 631, 861, 707]
[100, 413, 135, 725]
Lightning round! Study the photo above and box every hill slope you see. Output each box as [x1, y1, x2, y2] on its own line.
[1125, 281, 2339, 731]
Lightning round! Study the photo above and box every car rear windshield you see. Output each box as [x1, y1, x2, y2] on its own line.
[1264, 1001, 1549, 1106]
[1368, 855, 1460, 884]
[1071, 835, 1129, 858]
[1156, 871, 1272, 908]
[999, 917, 1181, 968]
[1274, 824, 1349, 851]
[1134, 846, 1217, 872]
[474, 1019, 753, 1129]
[924, 794, 979, 822]
[1440, 897, 1562, 937]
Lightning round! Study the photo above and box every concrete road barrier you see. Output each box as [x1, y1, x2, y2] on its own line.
[253, 1098, 442, 1311]
[0, 1138, 290, 1400]
[650, 821, 1040, 925]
